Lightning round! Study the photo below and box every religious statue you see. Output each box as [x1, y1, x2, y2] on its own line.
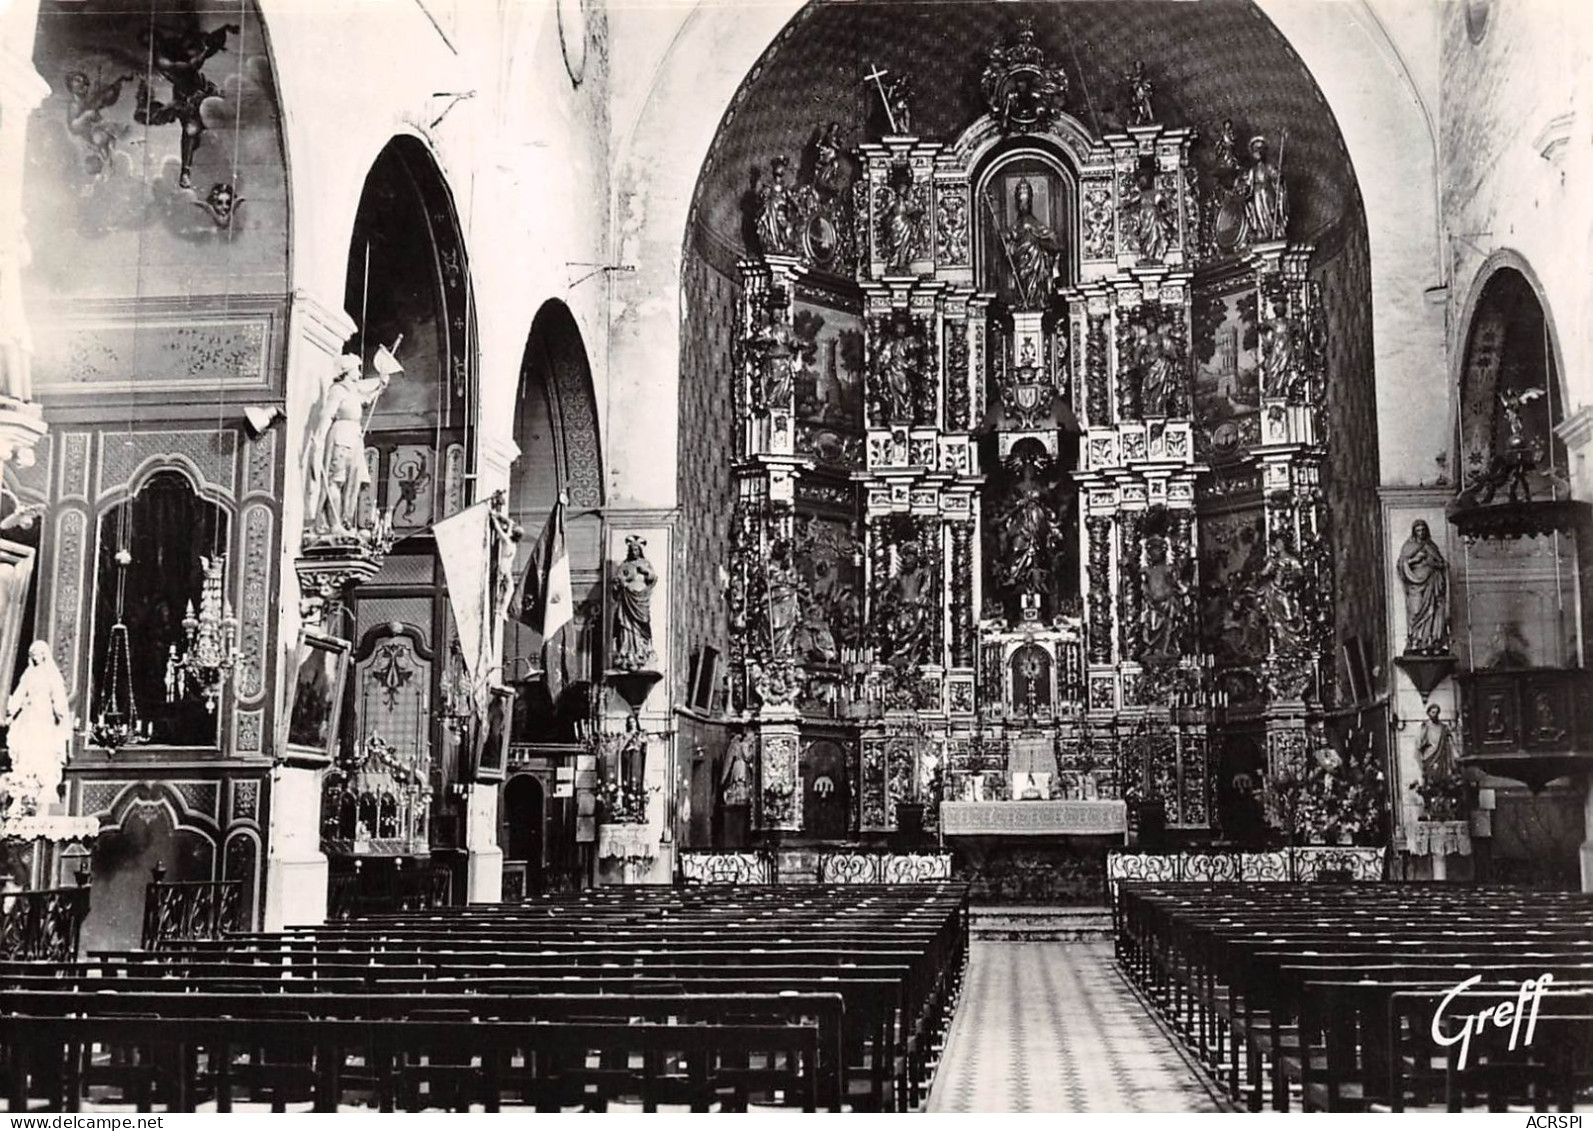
[766, 542, 801, 659]
[1258, 532, 1307, 651]
[761, 330, 797, 411]
[3, 642, 70, 818]
[993, 445, 1060, 601]
[1131, 168, 1176, 264]
[879, 177, 921, 272]
[1140, 536, 1189, 661]
[611, 535, 658, 671]
[754, 156, 796, 256]
[812, 122, 848, 198]
[878, 539, 934, 670]
[1124, 62, 1155, 126]
[884, 73, 914, 136]
[993, 180, 1064, 308]
[1213, 119, 1239, 175]
[1415, 704, 1457, 787]
[303, 345, 400, 542]
[1133, 319, 1181, 418]
[1498, 386, 1545, 451]
[1238, 134, 1288, 244]
[721, 734, 752, 807]
[871, 321, 920, 425]
[1396, 520, 1450, 656]
[1259, 303, 1295, 398]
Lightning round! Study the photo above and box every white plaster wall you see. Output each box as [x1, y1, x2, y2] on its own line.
[1256, 0, 1447, 488]
[258, 0, 613, 503]
[1440, 0, 1593, 421]
[606, 0, 801, 510]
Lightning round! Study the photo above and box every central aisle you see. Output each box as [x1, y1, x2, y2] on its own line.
[927, 940, 1228, 1113]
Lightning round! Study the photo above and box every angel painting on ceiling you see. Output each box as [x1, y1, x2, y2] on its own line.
[25, 1, 280, 262]
[134, 19, 241, 191]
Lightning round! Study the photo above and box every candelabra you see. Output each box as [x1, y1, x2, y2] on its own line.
[165, 555, 240, 713]
[438, 640, 475, 739]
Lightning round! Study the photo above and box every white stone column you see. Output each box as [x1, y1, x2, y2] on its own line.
[1555, 408, 1593, 893]
[261, 290, 357, 930]
[263, 761, 330, 929]
[457, 431, 518, 904]
[0, 4, 50, 470]
[464, 783, 503, 903]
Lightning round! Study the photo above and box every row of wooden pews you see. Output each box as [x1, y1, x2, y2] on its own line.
[0, 882, 969, 1113]
[1115, 882, 1593, 1113]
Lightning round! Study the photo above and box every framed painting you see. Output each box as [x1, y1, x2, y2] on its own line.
[283, 630, 352, 767]
[471, 685, 515, 783]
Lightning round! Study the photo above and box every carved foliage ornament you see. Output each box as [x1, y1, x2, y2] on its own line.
[980, 21, 1069, 135]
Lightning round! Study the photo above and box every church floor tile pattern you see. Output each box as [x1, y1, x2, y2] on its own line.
[927, 940, 1228, 1113]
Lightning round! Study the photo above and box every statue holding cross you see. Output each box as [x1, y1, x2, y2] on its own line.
[864, 65, 913, 137]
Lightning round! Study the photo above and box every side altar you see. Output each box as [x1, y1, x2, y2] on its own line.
[717, 25, 1349, 901]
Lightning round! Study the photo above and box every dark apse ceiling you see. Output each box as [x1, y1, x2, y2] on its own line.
[688, 0, 1361, 269]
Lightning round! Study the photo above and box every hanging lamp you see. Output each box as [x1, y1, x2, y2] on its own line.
[90, 541, 149, 750]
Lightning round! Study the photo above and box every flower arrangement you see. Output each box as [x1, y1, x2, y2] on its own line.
[598, 778, 653, 825]
[1265, 736, 1388, 846]
[1410, 769, 1468, 823]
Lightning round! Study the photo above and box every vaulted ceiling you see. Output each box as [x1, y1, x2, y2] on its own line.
[689, 0, 1361, 270]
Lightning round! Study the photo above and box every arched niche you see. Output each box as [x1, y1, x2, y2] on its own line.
[341, 136, 474, 537]
[504, 300, 604, 731]
[1454, 265, 1567, 496]
[89, 467, 232, 749]
[1448, 261, 1593, 803]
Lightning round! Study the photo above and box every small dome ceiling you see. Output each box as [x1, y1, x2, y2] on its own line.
[690, 0, 1360, 269]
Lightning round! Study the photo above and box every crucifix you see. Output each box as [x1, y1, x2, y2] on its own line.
[864, 64, 899, 135]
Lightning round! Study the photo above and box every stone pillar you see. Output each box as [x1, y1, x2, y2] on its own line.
[464, 783, 504, 903]
[459, 432, 519, 903]
[0, 4, 50, 472]
[1581, 775, 1593, 894]
[262, 761, 328, 929]
[1555, 409, 1593, 894]
[262, 290, 356, 930]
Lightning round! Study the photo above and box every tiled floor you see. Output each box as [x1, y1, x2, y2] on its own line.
[927, 940, 1228, 1113]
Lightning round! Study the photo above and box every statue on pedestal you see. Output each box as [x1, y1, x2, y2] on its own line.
[3, 642, 70, 817]
[721, 733, 752, 807]
[1397, 520, 1450, 656]
[753, 156, 796, 257]
[611, 535, 658, 671]
[1140, 536, 1190, 661]
[1238, 135, 1288, 244]
[302, 344, 401, 543]
[994, 180, 1064, 308]
[1415, 704, 1457, 787]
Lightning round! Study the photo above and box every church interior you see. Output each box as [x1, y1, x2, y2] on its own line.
[0, 0, 1590, 1114]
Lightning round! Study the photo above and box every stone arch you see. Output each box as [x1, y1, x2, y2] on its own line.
[1452, 250, 1570, 469]
[512, 299, 605, 514]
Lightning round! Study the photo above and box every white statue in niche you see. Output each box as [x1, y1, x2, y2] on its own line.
[3, 641, 71, 818]
[302, 342, 402, 543]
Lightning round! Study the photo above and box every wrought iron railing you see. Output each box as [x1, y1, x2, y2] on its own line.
[141, 866, 245, 949]
[0, 884, 91, 961]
